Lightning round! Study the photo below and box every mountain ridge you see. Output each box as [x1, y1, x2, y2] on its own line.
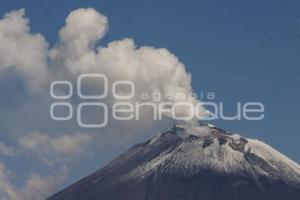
[48, 123, 300, 200]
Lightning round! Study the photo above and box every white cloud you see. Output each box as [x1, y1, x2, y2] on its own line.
[0, 9, 50, 91]
[59, 8, 108, 58]
[0, 8, 209, 198]
[49, 8, 207, 121]
[0, 142, 14, 156]
[16, 172, 66, 200]
[0, 162, 18, 200]
[0, 8, 206, 121]
[0, 162, 66, 200]
[18, 132, 93, 162]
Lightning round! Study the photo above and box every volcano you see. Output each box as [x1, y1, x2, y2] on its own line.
[48, 123, 300, 200]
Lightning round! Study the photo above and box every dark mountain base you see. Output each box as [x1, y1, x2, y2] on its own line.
[48, 124, 300, 200]
[49, 170, 300, 200]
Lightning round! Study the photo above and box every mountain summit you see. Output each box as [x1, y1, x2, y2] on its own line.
[48, 123, 300, 200]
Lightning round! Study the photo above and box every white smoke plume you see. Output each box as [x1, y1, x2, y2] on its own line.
[0, 8, 209, 200]
[0, 8, 207, 122]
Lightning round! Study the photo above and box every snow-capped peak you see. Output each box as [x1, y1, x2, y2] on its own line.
[125, 123, 300, 185]
[49, 122, 300, 200]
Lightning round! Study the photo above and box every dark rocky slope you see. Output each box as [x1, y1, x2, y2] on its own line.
[48, 123, 300, 200]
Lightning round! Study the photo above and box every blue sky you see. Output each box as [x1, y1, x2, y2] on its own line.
[0, 0, 299, 198]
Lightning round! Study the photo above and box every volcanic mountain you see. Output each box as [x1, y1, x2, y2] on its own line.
[48, 123, 300, 200]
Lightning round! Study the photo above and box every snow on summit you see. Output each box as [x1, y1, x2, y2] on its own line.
[126, 122, 300, 185]
[48, 122, 300, 200]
